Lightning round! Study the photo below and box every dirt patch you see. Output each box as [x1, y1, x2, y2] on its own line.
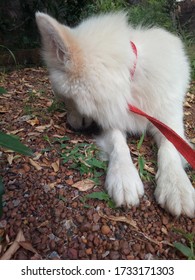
[0, 68, 194, 260]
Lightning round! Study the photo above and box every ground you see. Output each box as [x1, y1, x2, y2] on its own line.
[0, 67, 194, 260]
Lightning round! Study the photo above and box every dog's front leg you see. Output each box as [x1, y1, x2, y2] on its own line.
[154, 138, 195, 217]
[96, 129, 144, 207]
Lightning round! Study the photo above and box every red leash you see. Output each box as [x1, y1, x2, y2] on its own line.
[129, 42, 195, 169]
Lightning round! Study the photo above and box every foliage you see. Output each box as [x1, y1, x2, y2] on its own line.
[0, 0, 192, 51]
[81, 191, 116, 208]
[173, 228, 195, 260]
[53, 136, 107, 185]
[0, 132, 33, 156]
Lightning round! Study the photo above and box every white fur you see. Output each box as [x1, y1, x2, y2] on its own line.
[36, 12, 195, 217]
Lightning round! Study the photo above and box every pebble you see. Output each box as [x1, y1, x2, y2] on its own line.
[146, 243, 155, 254]
[80, 223, 92, 232]
[109, 251, 120, 260]
[23, 164, 31, 172]
[132, 243, 141, 252]
[67, 248, 78, 259]
[86, 248, 93, 255]
[101, 225, 111, 235]
[162, 216, 169, 225]
[92, 224, 100, 232]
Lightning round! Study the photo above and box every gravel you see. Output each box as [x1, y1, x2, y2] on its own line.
[0, 68, 194, 260]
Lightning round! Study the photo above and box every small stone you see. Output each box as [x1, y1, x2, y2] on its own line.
[93, 213, 100, 223]
[50, 240, 56, 250]
[146, 243, 155, 254]
[93, 236, 100, 246]
[162, 216, 169, 225]
[23, 164, 30, 172]
[67, 248, 78, 259]
[80, 223, 92, 232]
[92, 224, 100, 232]
[101, 225, 111, 235]
[132, 243, 141, 252]
[109, 250, 120, 260]
[86, 248, 93, 255]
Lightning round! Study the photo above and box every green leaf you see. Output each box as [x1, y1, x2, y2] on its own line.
[137, 133, 145, 150]
[0, 87, 7, 95]
[138, 155, 145, 177]
[174, 242, 194, 259]
[86, 191, 110, 201]
[0, 131, 33, 156]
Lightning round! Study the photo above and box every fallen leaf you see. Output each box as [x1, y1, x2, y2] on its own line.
[9, 128, 24, 135]
[0, 106, 9, 113]
[184, 111, 191, 116]
[0, 229, 25, 260]
[29, 159, 42, 171]
[51, 160, 60, 172]
[184, 101, 191, 108]
[37, 220, 49, 228]
[26, 117, 40, 126]
[35, 124, 51, 132]
[98, 210, 138, 229]
[190, 138, 195, 144]
[7, 154, 14, 165]
[72, 179, 95, 191]
[144, 164, 156, 175]
[19, 241, 38, 254]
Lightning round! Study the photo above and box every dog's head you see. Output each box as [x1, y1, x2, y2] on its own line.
[36, 12, 132, 131]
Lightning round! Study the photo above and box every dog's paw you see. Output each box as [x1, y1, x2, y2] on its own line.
[155, 166, 195, 217]
[105, 163, 144, 207]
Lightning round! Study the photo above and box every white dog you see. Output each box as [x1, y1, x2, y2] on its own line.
[36, 12, 195, 217]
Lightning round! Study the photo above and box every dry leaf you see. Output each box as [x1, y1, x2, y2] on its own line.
[98, 210, 138, 229]
[184, 111, 191, 116]
[190, 138, 195, 144]
[19, 241, 38, 254]
[9, 128, 24, 135]
[35, 124, 51, 132]
[0, 106, 9, 113]
[184, 101, 191, 108]
[0, 229, 25, 260]
[26, 117, 40, 126]
[7, 154, 14, 165]
[29, 159, 42, 171]
[144, 164, 155, 175]
[72, 179, 95, 191]
[33, 152, 42, 160]
[51, 160, 60, 172]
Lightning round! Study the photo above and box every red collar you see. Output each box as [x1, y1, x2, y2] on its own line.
[130, 41, 137, 79]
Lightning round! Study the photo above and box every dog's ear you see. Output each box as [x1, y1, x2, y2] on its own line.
[35, 12, 80, 69]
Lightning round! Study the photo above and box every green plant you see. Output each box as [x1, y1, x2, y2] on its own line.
[173, 228, 195, 260]
[81, 191, 116, 208]
[55, 136, 107, 185]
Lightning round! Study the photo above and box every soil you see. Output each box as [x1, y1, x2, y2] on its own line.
[0, 67, 194, 260]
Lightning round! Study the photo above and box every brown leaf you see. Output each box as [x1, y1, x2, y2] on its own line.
[0, 229, 25, 260]
[19, 241, 38, 254]
[51, 160, 60, 172]
[29, 159, 42, 171]
[98, 210, 138, 229]
[9, 128, 24, 135]
[26, 117, 40, 126]
[35, 124, 51, 132]
[72, 179, 95, 191]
